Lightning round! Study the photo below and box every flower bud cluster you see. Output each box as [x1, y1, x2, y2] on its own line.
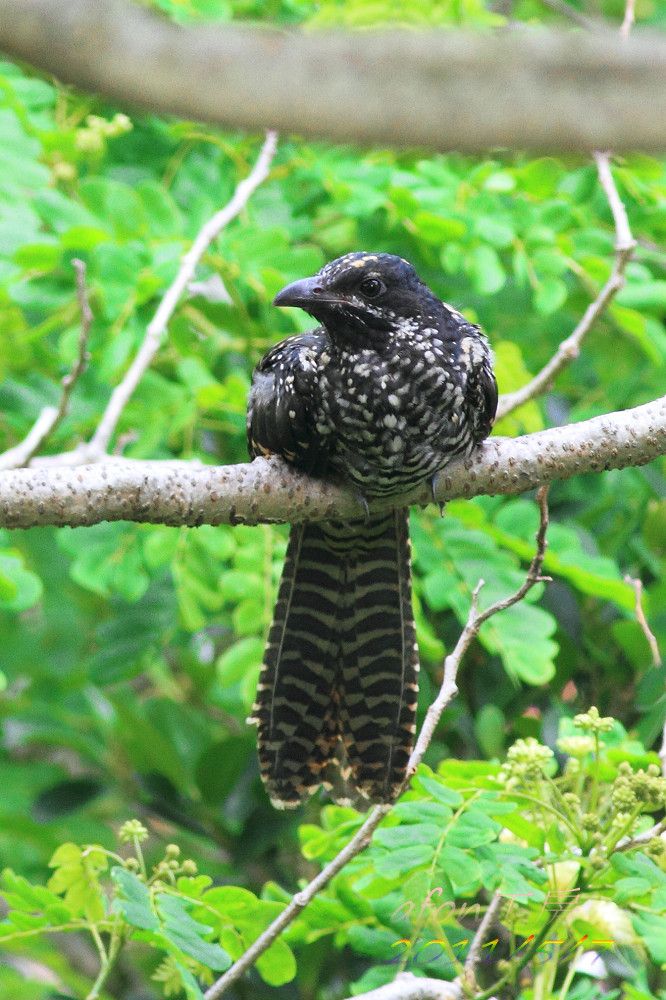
[119, 819, 149, 844]
[611, 762, 666, 813]
[572, 706, 614, 734]
[498, 737, 555, 786]
[75, 113, 133, 153]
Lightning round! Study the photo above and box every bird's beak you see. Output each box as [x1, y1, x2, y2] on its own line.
[273, 276, 327, 309]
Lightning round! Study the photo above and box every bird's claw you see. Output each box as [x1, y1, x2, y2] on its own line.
[431, 476, 445, 517]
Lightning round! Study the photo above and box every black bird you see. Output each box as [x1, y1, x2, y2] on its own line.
[247, 252, 497, 809]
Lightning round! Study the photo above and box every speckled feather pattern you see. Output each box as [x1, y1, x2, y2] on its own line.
[247, 253, 497, 808]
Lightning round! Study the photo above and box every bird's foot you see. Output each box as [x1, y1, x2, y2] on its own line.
[430, 475, 445, 517]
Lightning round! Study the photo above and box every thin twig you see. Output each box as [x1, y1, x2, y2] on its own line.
[57, 259, 93, 419]
[0, 259, 92, 471]
[203, 802, 392, 999]
[539, 0, 598, 30]
[616, 817, 666, 851]
[620, 0, 636, 38]
[624, 575, 662, 668]
[594, 150, 634, 249]
[0, 408, 60, 471]
[86, 130, 278, 458]
[463, 893, 504, 983]
[204, 490, 551, 999]
[497, 155, 635, 421]
[408, 488, 550, 774]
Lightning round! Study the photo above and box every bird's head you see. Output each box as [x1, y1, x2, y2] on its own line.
[273, 252, 441, 344]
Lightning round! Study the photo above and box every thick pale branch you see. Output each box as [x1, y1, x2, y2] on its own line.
[341, 973, 461, 1000]
[1, 0, 666, 151]
[0, 396, 662, 530]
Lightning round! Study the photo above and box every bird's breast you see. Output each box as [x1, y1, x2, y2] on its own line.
[311, 337, 477, 496]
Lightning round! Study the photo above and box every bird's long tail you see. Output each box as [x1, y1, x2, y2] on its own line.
[248, 510, 419, 809]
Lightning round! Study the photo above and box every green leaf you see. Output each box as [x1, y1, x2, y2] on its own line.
[534, 276, 567, 315]
[111, 867, 159, 931]
[617, 280, 666, 311]
[80, 177, 146, 237]
[216, 637, 264, 685]
[414, 211, 466, 243]
[157, 893, 231, 970]
[374, 844, 433, 876]
[0, 551, 42, 611]
[137, 180, 183, 237]
[447, 810, 500, 848]
[13, 241, 62, 270]
[631, 913, 666, 962]
[374, 823, 441, 850]
[474, 704, 506, 759]
[256, 935, 297, 986]
[484, 340, 545, 435]
[474, 215, 515, 248]
[48, 844, 107, 922]
[392, 800, 453, 825]
[415, 774, 463, 807]
[469, 244, 506, 295]
[346, 925, 397, 960]
[438, 846, 481, 892]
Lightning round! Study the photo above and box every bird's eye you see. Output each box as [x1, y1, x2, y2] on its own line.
[359, 277, 385, 298]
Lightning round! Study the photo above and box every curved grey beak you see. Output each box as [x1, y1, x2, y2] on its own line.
[273, 276, 324, 308]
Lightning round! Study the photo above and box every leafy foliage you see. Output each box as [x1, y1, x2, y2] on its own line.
[3, 721, 666, 998]
[0, 0, 665, 996]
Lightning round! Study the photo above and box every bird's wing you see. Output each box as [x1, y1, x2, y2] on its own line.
[247, 332, 330, 473]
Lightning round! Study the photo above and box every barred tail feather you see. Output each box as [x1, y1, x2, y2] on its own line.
[338, 509, 418, 803]
[248, 511, 418, 809]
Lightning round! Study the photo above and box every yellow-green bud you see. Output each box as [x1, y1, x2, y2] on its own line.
[557, 735, 595, 757]
[119, 819, 149, 844]
[573, 706, 614, 734]
[582, 812, 599, 831]
[75, 129, 104, 153]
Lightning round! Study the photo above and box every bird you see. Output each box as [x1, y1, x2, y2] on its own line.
[246, 252, 497, 809]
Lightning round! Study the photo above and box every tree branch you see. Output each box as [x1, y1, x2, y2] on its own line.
[84, 130, 277, 458]
[2, 0, 666, 152]
[341, 972, 462, 1000]
[0, 259, 91, 471]
[496, 153, 635, 421]
[624, 574, 662, 668]
[463, 892, 504, 988]
[620, 0, 636, 38]
[0, 396, 662, 530]
[539, 0, 599, 30]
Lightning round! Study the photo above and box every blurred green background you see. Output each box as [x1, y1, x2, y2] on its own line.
[0, 0, 665, 996]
